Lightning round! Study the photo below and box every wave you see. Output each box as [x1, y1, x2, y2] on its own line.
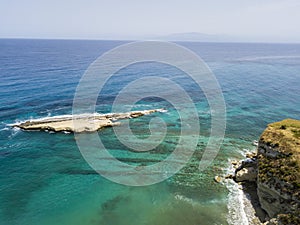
[225, 158, 259, 225]
[63, 131, 71, 134]
[0, 127, 10, 131]
[8, 127, 21, 139]
[235, 55, 300, 62]
[226, 179, 250, 225]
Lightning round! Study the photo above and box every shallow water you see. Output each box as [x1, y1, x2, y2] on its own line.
[0, 39, 300, 224]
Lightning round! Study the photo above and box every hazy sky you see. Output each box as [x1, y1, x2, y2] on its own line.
[1, 0, 300, 42]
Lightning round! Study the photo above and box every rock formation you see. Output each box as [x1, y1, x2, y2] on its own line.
[257, 119, 300, 224]
[12, 109, 165, 133]
[231, 119, 300, 225]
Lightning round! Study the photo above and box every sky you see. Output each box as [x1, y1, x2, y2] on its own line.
[0, 0, 300, 42]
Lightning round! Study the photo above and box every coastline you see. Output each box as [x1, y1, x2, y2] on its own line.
[222, 119, 300, 225]
[226, 150, 266, 225]
[223, 147, 265, 225]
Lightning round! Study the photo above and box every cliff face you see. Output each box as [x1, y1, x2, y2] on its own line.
[257, 119, 300, 224]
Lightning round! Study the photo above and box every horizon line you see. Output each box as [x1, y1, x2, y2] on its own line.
[1, 37, 300, 45]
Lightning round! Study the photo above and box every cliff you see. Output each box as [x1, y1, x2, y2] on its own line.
[231, 119, 300, 224]
[257, 119, 300, 224]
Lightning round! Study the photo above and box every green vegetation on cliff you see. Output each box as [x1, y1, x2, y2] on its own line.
[259, 119, 300, 190]
[261, 119, 300, 153]
[258, 119, 300, 224]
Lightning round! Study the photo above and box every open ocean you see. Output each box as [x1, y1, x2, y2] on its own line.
[0, 39, 300, 225]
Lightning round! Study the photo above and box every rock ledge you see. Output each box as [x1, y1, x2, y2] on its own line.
[12, 109, 165, 133]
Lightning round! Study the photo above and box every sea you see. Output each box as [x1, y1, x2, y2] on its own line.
[0, 39, 300, 225]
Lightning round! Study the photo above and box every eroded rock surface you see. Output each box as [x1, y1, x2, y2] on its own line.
[230, 119, 300, 224]
[257, 119, 300, 224]
[12, 109, 165, 133]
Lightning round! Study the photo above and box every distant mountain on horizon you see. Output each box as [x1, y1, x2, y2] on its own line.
[154, 32, 234, 42]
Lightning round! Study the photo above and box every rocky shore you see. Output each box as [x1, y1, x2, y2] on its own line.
[224, 119, 300, 225]
[12, 109, 164, 133]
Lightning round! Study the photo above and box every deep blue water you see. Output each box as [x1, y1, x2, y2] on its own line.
[0, 39, 300, 225]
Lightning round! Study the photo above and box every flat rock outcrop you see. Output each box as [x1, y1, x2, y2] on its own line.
[12, 109, 164, 133]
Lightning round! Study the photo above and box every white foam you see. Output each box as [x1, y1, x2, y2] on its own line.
[226, 179, 249, 225]
[225, 159, 259, 225]
[157, 108, 168, 113]
[8, 127, 21, 139]
[173, 194, 209, 207]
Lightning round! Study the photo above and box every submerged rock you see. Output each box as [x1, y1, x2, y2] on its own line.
[231, 160, 239, 166]
[214, 175, 222, 183]
[225, 174, 233, 179]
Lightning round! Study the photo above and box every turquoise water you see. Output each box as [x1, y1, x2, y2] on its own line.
[0, 39, 300, 225]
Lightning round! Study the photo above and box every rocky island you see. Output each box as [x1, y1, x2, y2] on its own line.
[12, 109, 165, 133]
[232, 119, 300, 225]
